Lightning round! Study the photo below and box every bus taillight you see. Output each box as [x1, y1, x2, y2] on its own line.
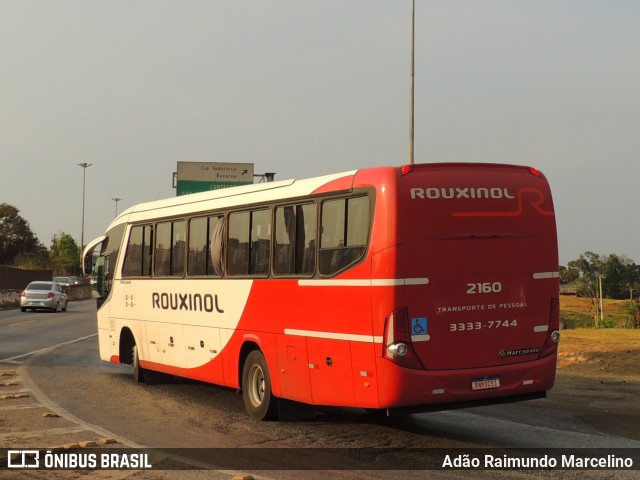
[383, 308, 424, 370]
[528, 166, 543, 177]
[401, 164, 414, 175]
[540, 298, 560, 358]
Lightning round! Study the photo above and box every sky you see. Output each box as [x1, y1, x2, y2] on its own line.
[1, 0, 639, 266]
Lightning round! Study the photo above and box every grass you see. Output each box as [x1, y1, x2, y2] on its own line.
[543, 297, 640, 380]
[560, 296, 635, 329]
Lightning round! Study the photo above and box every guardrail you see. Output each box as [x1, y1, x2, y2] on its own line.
[0, 290, 21, 308]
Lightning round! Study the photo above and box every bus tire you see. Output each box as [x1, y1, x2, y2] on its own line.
[242, 350, 278, 421]
[132, 345, 145, 384]
[143, 368, 171, 385]
[364, 408, 388, 417]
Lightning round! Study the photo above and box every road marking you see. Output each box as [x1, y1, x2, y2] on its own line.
[7, 320, 35, 327]
[0, 426, 88, 441]
[0, 333, 97, 364]
[0, 403, 42, 411]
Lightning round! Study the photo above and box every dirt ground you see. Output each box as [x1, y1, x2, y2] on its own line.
[558, 328, 640, 380]
[552, 328, 640, 441]
[556, 296, 640, 440]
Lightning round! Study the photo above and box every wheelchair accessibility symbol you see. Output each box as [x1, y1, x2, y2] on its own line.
[411, 317, 430, 341]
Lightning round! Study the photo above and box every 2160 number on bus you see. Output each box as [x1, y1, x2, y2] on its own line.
[467, 282, 502, 294]
[450, 319, 518, 332]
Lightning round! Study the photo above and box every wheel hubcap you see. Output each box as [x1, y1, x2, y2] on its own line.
[247, 364, 265, 407]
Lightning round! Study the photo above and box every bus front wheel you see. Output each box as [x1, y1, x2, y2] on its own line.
[242, 350, 278, 421]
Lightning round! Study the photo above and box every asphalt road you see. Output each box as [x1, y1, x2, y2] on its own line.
[1, 301, 639, 479]
[0, 300, 97, 364]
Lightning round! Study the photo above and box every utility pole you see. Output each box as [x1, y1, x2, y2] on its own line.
[599, 275, 604, 327]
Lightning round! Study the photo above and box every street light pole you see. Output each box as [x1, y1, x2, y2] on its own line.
[77, 163, 93, 261]
[408, 0, 415, 165]
[112, 197, 122, 217]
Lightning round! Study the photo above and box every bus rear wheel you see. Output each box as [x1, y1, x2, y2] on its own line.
[242, 350, 278, 421]
[131, 344, 170, 385]
[132, 345, 145, 383]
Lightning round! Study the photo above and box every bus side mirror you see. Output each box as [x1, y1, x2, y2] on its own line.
[84, 254, 94, 276]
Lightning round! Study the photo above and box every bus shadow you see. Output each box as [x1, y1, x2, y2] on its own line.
[107, 368, 508, 446]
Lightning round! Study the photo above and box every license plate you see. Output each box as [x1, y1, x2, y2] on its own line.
[471, 377, 500, 391]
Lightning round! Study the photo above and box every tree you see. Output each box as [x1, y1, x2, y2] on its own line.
[0, 203, 44, 265]
[626, 300, 640, 329]
[50, 233, 80, 270]
[618, 257, 640, 300]
[566, 251, 640, 327]
[601, 254, 640, 300]
[559, 265, 579, 284]
[567, 252, 605, 326]
[13, 244, 49, 269]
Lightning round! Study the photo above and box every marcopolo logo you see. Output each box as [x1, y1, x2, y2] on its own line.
[410, 187, 515, 200]
[499, 347, 540, 358]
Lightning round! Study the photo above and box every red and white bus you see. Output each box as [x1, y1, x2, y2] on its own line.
[83, 163, 559, 420]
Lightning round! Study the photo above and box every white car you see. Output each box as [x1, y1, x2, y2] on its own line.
[20, 281, 68, 313]
[52, 276, 80, 287]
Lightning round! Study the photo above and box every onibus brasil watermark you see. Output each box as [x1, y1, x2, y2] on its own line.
[6, 450, 151, 470]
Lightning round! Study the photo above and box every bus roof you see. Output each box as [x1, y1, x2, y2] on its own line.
[106, 169, 358, 230]
[101, 162, 549, 232]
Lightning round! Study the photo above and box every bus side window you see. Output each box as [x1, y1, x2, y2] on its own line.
[228, 211, 250, 275]
[250, 209, 271, 276]
[188, 215, 224, 277]
[173, 221, 186, 276]
[155, 220, 186, 277]
[274, 203, 316, 276]
[227, 209, 271, 277]
[210, 216, 225, 276]
[188, 217, 208, 276]
[319, 196, 370, 276]
[122, 224, 154, 278]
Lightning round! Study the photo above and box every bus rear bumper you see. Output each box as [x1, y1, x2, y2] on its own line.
[374, 353, 556, 410]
